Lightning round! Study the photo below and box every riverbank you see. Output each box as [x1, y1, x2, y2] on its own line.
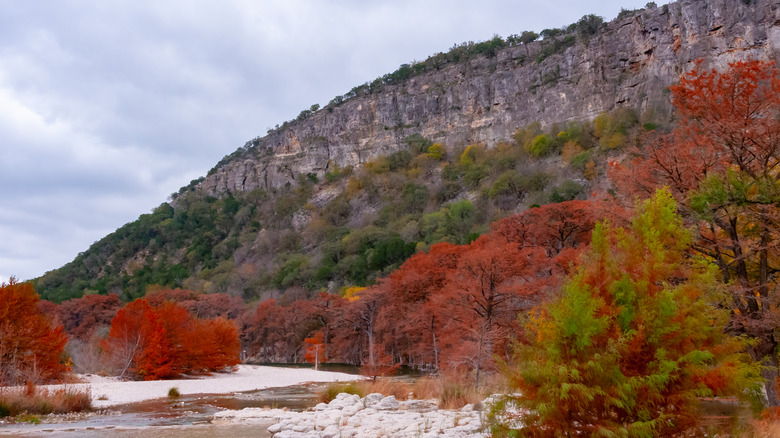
[33, 365, 360, 408]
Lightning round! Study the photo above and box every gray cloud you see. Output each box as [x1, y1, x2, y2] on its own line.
[0, 0, 659, 281]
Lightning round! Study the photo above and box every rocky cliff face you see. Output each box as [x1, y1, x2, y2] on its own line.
[200, 0, 780, 196]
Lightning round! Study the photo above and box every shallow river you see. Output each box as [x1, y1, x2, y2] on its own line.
[0, 383, 327, 438]
[0, 367, 753, 437]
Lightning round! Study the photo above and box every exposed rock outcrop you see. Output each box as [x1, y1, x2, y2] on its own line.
[198, 0, 780, 196]
[212, 392, 482, 438]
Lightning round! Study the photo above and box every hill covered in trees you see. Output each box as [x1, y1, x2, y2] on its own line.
[5, 1, 779, 431]
[34, 0, 780, 303]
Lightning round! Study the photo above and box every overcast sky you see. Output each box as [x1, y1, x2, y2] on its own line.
[0, 0, 659, 283]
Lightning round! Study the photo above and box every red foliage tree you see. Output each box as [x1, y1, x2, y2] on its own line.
[243, 298, 282, 362]
[436, 238, 532, 388]
[52, 294, 122, 339]
[199, 317, 241, 371]
[304, 331, 327, 370]
[241, 202, 605, 381]
[374, 242, 465, 370]
[103, 298, 240, 380]
[133, 308, 174, 380]
[0, 279, 68, 385]
[612, 59, 780, 405]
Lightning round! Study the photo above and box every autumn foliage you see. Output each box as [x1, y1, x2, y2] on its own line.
[102, 298, 240, 380]
[242, 200, 606, 382]
[612, 59, 780, 405]
[44, 293, 122, 340]
[0, 279, 68, 385]
[304, 331, 327, 370]
[488, 190, 763, 436]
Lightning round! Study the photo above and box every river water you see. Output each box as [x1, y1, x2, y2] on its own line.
[0, 383, 326, 438]
[0, 367, 754, 437]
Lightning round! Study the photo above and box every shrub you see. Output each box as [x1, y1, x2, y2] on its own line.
[318, 382, 364, 403]
[549, 180, 583, 203]
[519, 171, 551, 193]
[387, 150, 413, 171]
[489, 171, 525, 204]
[569, 150, 591, 171]
[459, 145, 484, 166]
[441, 164, 461, 181]
[404, 134, 434, 155]
[594, 108, 638, 150]
[168, 387, 180, 398]
[513, 122, 542, 149]
[561, 141, 583, 163]
[0, 386, 92, 417]
[463, 164, 489, 187]
[527, 134, 552, 156]
[427, 143, 445, 160]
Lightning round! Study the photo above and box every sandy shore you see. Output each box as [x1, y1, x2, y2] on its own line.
[36, 365, 360, 408]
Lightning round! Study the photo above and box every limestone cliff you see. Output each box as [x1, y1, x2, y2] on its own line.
[199, 0, 780, 195]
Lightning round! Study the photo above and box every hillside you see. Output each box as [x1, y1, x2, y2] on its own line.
[34, 0, 780, 302]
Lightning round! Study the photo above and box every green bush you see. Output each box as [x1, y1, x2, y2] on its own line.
[404, 134, 434, 155]
[387, 150, 413, 171]
[549, 180, 583, 203]
[570, 151, 591, 171]
[519, 172, 551, 193]
[463, 164, 489, 187]
[489, 171, 524, 200]
[527, 134, 552, 156]
[427, 143, 445, 160]
[318, 383, 364, 403]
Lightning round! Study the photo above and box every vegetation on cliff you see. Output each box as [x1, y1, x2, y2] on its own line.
[34, 105, 650, 303]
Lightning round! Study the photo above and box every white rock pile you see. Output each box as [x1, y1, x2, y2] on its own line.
[213, 392, 486, 437]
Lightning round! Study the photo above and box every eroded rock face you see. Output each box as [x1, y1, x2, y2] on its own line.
[199, 0, 780, 196]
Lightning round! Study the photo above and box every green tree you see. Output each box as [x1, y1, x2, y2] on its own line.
[488, 189, 762, 436]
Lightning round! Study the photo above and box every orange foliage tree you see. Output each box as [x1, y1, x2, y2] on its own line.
[103, 298, 239, 380]
[238, 201, 605, 380]
[436, 238, 536, 388]
[304, 331, 327, 370]
[324, 201, 603, 381]
[489, 190, 763, 436]
[49, 293, 122, 339]
[0, 279, 68, 385]
[613, 59, 780, 405]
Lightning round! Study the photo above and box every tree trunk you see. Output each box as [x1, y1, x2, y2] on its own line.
[474, 328, 485, 389]
[432, 328, 439, 371]
[367, 330, 375, 369]
[760, 352, 780, 407]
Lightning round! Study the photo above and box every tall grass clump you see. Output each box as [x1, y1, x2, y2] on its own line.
[356, 379, 411, 400]
[0, 384, 92, 417]
[318, 382, 364, 403]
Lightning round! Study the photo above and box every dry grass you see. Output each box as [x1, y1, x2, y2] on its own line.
[745, 408, 780, 437]
[318, 372, 507, 410]
[167, 387, 181, 399]
[0, 383, 92, 418]
[318, 382, 364, 403]
[355, 379, 412, 400]
[750, 420, 780, 437]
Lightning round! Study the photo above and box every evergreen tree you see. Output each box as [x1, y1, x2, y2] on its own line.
[488, 189, 763, 436]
